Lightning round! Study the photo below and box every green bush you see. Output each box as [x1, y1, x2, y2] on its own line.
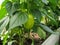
[0, 0, 60, 45]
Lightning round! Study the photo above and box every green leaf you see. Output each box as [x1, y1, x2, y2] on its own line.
[0, 16, 8, 25]
[48, 0, 58, 9]
[8, 40, 17, 45]
[0, 7, 7, 19]
[37, 27, 46, 39]
[33, 0, 42, 7]
[31, 9, 42, 22]
[20, 0, 27, 3]
[9, 12, 28, 30]
[41, 9, 58, 26]
[31, 39, 34, 45]
[49, 0, 57, 5]
[58, 0, 60, 8]
[39, 23, 55, 33]
[0, 16, 9, 34]
[5, 1, 12, 15]
[3, 33, 8, 45]
[42, 0, 48, 5]
[13, 2, 20, 9]
[46, 14, 58, 26]
[5, 1, 20, 15]
[1, 0, 9, 7]
[12, 0, 20, 3]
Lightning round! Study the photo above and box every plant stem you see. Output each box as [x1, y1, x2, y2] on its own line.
[31, 39, 34, 45]
[28, 29, 30, 38]
[45, 16, 48, 25]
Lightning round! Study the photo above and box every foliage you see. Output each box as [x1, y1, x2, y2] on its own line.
[0, 0, 60, 45]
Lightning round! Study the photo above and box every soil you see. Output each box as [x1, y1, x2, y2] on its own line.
[0, 38, 44, 45]
[24, 38, 44, 45]
[0, 33, 45, 45]
[0, 32, 51, 45]
[0, 39, 2, 45]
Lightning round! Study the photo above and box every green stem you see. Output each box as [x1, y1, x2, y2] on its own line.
[45, 16, 48, 25]
[31, 39, 34, 45]
[19, 38, 24, 45]
[28, 29, 30, 38]
[27, 0, 30, 38]
[19, 28, 25, 45]
[19, 29, 23, 45]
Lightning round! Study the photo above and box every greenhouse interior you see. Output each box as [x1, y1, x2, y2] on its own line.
[0, 0, 60, 45]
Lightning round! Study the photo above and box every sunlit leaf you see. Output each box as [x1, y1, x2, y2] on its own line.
[8, 40, 17, 45]
[0, 16, 9, 34]
[0, 7, 7, 19]
[42, 0, 49, 5]
[3, 33, 8, 45]
[37, 27, 46, 39]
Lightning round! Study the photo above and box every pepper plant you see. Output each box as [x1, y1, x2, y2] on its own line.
[0, 0, 60, 45]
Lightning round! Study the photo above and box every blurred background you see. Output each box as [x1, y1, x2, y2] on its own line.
[0, 0, 4, 4]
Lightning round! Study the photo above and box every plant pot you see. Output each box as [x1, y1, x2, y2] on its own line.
[41, 28, 60, 45]
[41, 33, 59, 45]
